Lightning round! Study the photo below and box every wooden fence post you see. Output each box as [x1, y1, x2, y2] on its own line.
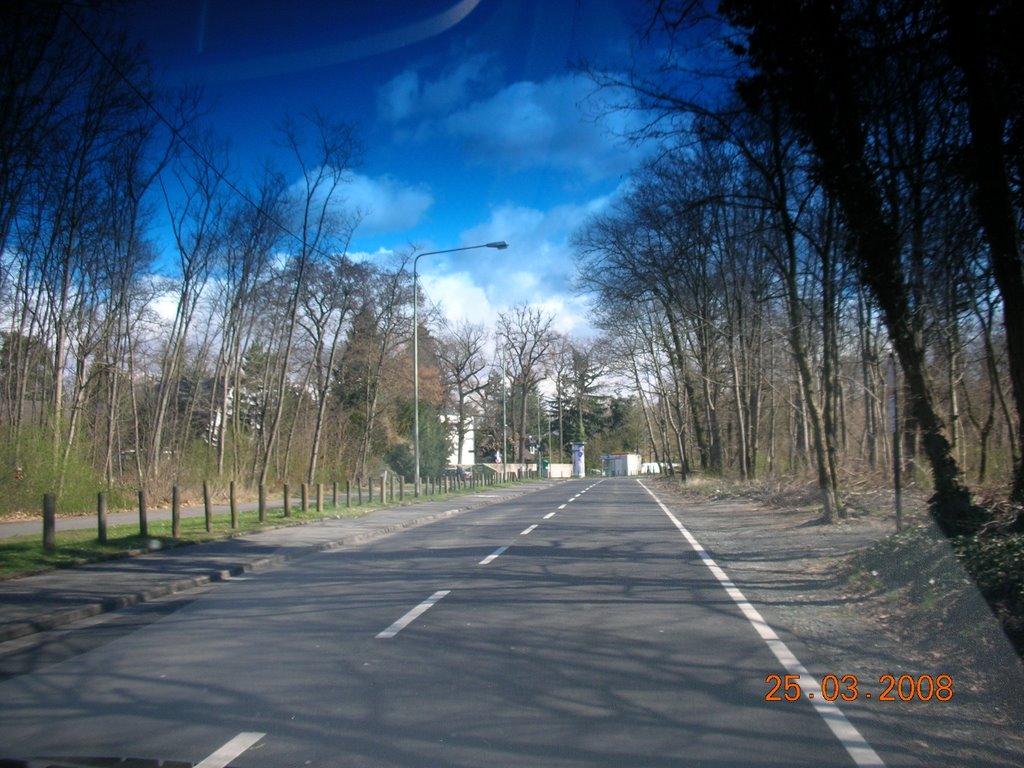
[97, 491, 107, 544]
[283, 483, 291, 517]
[258, 484, 266, 522]
[301, 482, 308, 513]
[203, 480, 212, 532]
[316, 483, 323, 514]
[42, 494, 56, 551]
[172, 486, 180, 539]
[138, 489, 148, 537]
[230, 480, 238, 529]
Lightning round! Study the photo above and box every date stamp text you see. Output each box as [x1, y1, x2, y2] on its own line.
[764, 673, 953, 702]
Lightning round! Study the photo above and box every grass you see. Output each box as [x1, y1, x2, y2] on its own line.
[0, 479, 532, 580]
[0, 504, 362, 579]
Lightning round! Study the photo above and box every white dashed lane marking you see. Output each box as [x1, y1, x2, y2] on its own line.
[377, 590, 451, 639]
[479, 546, 508, 565]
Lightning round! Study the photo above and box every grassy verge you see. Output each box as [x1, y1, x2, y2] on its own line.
[848, 523, 1024, 656]
[0, 504, 364, 579]
[0, 479, 534, 580]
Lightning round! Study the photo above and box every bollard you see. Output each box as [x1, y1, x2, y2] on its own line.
[380, 476, 385, 505]
[172, 486, 180, 539]
[399, 478, 404, 501]
[203, 480, 212, 532]
[346, 479, 351, 508]
[138, 489, 148, 537]
[283, 483, 291, 517]
[316, 482, 323, 514]
[301, 482, 308, 513]
[332, 480, 338, 508]
[358, 481, 363, 506]
[230, 480, 238, 529]
[258, 484, 266, 522]
[97, 491, 107, 544]
[43, 493, 56, 551]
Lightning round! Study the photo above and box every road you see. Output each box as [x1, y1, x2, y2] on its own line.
[0, 477, 902, 766]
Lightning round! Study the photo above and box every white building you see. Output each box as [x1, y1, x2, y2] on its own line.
[443, 414, 476, 467]
[602, 453, 642, 477]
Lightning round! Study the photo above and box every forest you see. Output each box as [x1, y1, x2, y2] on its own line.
[1, 0, 1022, 567]
[576, 0, 1023, 539]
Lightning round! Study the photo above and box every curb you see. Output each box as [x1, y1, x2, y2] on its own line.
[0, 485, 551, 644]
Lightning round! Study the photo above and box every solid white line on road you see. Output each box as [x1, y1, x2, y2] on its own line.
[544, 511, 556, 519]
[377, 590, 451, 639]
[521, 524, 538, 535]
[194, 732, 265, 768]
[638, 480, 886, 768]
[479, 546, 509, 565]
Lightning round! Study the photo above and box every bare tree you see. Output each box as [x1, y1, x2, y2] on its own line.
[150, 127, 227, 480]
[258, 108, 360, 487]
[497, 304, 556, 463]
[299, 252, 367, 483]
[718, 0, 982, 533]
[436, 320, 489, 467]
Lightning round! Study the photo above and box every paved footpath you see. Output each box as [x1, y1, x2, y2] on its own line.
[0, 482, 561, 643]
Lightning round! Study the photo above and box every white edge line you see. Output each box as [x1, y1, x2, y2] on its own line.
[637, 480, 886, 768]
[376, 590, 451, 639]
[479, 545, 509, 565]
[194, 732, 266, 768]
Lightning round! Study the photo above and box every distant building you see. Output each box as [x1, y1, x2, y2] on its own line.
[602, 453, 642, 477]
[442, 414, 475, 467]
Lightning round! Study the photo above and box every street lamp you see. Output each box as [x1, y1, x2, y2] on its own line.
[500, 340, 507, 482]
[413, 240, 508, 496]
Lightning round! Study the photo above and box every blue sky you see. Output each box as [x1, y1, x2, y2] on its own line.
[129, 0, 656, 335]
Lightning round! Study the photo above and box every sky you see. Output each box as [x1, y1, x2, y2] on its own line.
[126, 0, 659, 338]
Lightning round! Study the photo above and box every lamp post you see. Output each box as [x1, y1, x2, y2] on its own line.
[413, 240, 508, 496]
[500, 341, 507, 482]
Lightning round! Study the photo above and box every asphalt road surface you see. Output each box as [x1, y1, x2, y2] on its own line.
[0, 478, 902, 767]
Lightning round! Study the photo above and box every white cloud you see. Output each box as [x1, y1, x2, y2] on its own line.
[283, 168, 433, 237]
[421, 272, 493, 326]
[345, 173, 434, 234]
[378, 53, 498, 123]
[377, 70, 421, 123]
[417, 189, 626, 337]
[441, 73, 647, 180]
[380, 57, 649, 181]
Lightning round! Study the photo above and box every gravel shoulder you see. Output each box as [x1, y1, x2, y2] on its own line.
[650, 479, 1024, 768]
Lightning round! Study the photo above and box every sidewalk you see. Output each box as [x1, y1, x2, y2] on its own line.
[0, 482, 559, 644]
